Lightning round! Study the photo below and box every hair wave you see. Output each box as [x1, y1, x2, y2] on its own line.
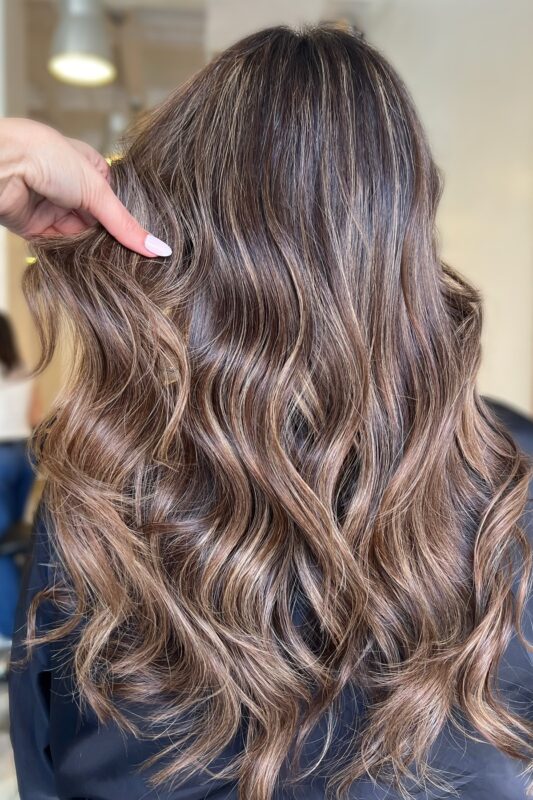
[20, 23, 533, 800]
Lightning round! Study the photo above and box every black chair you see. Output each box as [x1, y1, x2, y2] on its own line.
[0, 521, 32, 682]
[0, 521, 32, 560]
[484, 396, 533, 460]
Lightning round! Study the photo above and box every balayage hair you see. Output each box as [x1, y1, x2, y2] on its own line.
[20, 23, 533, 800]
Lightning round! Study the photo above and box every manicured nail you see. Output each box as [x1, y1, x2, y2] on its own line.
[145, 234, 172, 257]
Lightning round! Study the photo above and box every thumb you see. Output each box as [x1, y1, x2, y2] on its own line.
[85, 173, 172, 258]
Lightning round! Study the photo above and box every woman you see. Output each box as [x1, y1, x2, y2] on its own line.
[4, 23, 533, 800]
[0, 312, 41, 640]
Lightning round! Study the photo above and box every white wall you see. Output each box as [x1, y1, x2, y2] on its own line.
[360, 0, 533, 414]
[206, 0, 323, 56]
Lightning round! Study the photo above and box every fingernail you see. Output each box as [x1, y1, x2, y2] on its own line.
[145, 234, 172, 257]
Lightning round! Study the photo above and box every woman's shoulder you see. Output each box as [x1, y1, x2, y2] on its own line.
[11, 501, 64, 647]
[28, 501, 56, 574]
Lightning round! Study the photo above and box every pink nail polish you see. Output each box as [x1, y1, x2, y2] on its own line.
[145, 234, 172, 257]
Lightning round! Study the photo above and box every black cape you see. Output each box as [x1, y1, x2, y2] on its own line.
[9, 399, 533, 799]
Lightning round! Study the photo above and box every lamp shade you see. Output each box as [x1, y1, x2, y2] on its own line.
[48, 0, 116, 86]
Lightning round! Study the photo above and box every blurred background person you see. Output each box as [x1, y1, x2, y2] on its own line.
[0, 313, 41, 643]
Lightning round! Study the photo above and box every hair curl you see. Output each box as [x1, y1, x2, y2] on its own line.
[20, 23, 533, 800]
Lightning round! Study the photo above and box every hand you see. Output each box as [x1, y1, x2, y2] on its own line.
[0, 117, 172, 258]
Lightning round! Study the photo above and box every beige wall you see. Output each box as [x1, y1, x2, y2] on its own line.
[361, 0, 533, 415]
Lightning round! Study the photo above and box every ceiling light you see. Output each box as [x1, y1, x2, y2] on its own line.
[48, 0, 116, 87]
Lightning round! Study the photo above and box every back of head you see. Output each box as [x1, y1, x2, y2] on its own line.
[25, 24, 533, 799]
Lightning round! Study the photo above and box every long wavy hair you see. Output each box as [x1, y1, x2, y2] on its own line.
[20, 23, 533, 800]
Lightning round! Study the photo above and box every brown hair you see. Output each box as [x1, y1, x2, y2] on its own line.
[21, 23, 533, 799]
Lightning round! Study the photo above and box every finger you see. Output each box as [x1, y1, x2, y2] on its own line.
[67, 138, 110, 179]
[52, 211, 90, 235]
[38, 210, 89, 236]
[76, 207, 97, 227]
[85, 174, 172, 258]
